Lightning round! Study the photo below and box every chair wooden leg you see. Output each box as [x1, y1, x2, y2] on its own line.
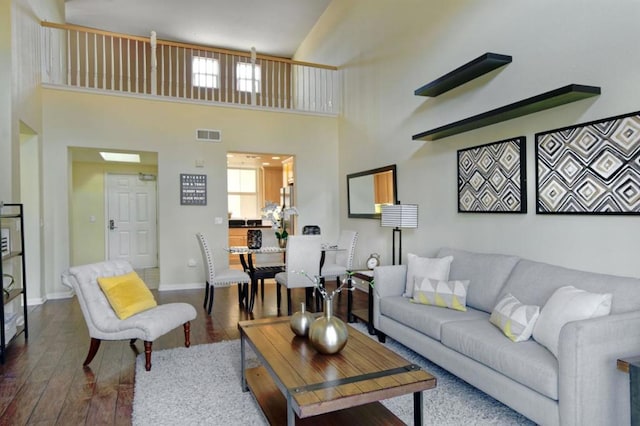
[287, 289, 293, 315]
[276, 283, 282, 311]
[261, 279, 265, 300]
[183, 321, 191, 347]
[83, 338, 101, 367]
[305, 288, 313, 310]
[204, 281, 210, 309]
[249, 279, 258, 312]
[207, 285, 214, 315]
[144, 341, 152, 371]
[237, 283, 243, 306]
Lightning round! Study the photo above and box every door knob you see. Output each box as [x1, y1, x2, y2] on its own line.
[109, 219, 117, 230]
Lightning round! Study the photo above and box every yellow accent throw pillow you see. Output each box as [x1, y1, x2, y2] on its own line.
[97, 271, 157, 319]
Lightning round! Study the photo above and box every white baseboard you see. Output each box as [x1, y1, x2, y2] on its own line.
[27, 297, 47, 306]
[158, 283, 204, 292]
[47, 291, 74, 300]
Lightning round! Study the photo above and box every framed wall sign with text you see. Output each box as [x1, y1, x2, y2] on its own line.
[180, 174, 207, 205]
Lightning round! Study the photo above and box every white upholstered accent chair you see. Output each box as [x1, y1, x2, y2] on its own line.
[275, 235, 322, 315]
[321, 230, 358, 288]
[196, 232, 251, 314]
[61, 260, 197, 371]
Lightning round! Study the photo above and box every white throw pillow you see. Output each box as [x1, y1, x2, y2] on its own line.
[532, 285, 612, 357]
[404, 253, 454, 298]
[490, 293, 540, 342]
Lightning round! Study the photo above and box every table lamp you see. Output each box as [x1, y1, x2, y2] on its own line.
[381, 204, 418, 265]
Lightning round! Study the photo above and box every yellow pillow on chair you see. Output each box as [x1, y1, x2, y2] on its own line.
[97, 271, 157, 319]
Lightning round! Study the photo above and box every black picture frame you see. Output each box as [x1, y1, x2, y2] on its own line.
[536, 110, 640, 215]
[457, 136, 527, 213]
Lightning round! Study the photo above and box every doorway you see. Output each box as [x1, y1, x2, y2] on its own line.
[69, 148, 159, 286]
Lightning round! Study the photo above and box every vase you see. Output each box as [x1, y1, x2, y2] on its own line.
[290, 302, 314, 337]
[309, 298, 348, 354]
[247, 229, 262, 249]
[278, 238, 287, 249]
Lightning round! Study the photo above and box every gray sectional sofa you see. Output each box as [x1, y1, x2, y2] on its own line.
[372, 247, 640, 425]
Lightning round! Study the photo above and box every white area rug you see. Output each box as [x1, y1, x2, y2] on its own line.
[132, 323, 534, 425]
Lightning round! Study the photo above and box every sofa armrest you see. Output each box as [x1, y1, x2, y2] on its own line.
[372, 265, 407, 329]
[558, 310, 640, 426]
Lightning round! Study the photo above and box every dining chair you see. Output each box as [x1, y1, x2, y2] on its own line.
[274, 235, 322, 315]
[61, 260, 196, 371]
[253, 231, 285, 300]
[196, 232, 251, 314]
[321, 230, 358, 289]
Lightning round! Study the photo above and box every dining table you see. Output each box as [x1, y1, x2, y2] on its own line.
[225, 244, 344, 313]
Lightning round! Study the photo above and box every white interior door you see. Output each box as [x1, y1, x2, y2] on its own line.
[106, 174, 158, 268]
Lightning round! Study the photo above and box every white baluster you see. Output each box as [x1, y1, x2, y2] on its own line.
[150, 31, 157, 95]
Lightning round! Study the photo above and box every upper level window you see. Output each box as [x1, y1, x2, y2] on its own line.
[192, 56, 220, 89]
[236, 62, 261, 93]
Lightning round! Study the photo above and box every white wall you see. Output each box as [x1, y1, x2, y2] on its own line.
[41, 88, 339, 296]
[296, 0, 640, 277]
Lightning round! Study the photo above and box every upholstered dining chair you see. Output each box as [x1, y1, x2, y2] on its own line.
[61, 260, 196, 371]
[321, 230, 358, 289]
[253, 231, 286, 300]
[275, 235, 322, 315]
[196, 232, 251, 314]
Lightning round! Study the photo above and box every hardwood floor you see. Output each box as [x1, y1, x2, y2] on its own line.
[0, 281, 369, 425]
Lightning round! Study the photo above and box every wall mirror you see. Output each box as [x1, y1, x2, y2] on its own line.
[347, 164, 397, 219]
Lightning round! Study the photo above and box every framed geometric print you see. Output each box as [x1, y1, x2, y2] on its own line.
[458, 136, 527, 213]
[536, 111, 640, 214]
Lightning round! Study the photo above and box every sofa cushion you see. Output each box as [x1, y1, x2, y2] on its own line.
[499, 259, 640, 315]
[380, 295, 488, 341]
[532, 285, 612, 357]
[404, 253, 453, 298]
[489, 293, 540, 342]
[437, 248, 520, 313]
[412, 278, 470, 311]
[441, 319, 558, 400]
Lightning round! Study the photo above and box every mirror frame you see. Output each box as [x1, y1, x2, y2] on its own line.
[347, 164, 398, 219]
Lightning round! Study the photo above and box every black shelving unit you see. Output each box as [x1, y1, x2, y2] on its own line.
[414, 52, 512, 97]
[1, 203, 28, 363]
[413, 84, 601, 141]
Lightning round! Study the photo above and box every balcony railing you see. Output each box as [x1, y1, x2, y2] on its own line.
[41, 22, 340, 114]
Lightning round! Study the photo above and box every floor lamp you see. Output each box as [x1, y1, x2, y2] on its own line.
[381, 204, 418, 265]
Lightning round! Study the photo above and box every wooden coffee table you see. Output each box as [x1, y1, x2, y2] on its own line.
[239, 316, 436, 425]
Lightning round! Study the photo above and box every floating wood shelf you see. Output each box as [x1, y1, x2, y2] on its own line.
[414, 52, 512, 97]
[412, 84, 601, 141]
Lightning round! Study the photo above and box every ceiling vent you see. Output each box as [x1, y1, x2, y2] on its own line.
[196, 129, 222, 142]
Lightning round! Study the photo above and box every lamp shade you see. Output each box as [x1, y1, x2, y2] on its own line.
[381, 204, 418, 228]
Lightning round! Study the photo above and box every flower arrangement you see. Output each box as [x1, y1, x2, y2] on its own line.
[261, 202, 299, 240]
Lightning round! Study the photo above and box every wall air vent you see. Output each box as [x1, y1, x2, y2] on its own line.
[196, 129, 222, 142]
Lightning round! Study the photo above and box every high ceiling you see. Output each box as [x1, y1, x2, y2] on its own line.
[64, 0, 332, 58]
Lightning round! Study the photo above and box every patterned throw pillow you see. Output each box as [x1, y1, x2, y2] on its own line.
[490, 293, 540, 342]
[411, 278, 470, 311]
